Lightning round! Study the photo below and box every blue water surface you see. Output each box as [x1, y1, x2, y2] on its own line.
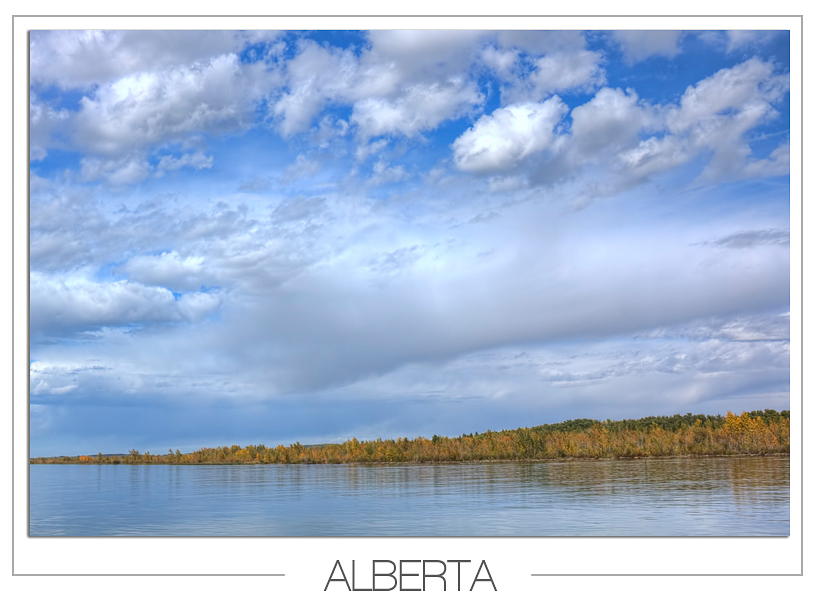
[29, 456, 789, 536]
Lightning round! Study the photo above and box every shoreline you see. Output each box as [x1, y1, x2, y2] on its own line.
[30, 452, 790, 466]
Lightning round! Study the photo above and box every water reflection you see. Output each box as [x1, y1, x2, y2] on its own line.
[30, 456, 789, 536]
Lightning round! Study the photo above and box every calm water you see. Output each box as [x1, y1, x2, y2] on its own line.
[29, 456, 789, 536]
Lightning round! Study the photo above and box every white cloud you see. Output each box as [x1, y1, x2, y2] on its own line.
[365, 30, 487, 81]
[176, 291, 223, 322]
[271, 34, 487, 141]
[31, 32, 283, 185]
[355, 138, 390, 163]
[29, 30, 281, 89]
[74, 54, 268, 157]
[488, 31, 606, 103]
[155, 151, 214, 177]
[611, 31, 683, 63]
[497, 30, 590, 56]
[617, 135, 690, 180]
[29, 92, 70, 161]
[663, 57, 789, 181]
[198, 209, 789, 395]
[668, 58, 786, 133]
[480, 45, 520, 81]
[742, 142, 790, 178]
[119, 251, 212, 292]
[310, 115, 350, 149]
[282, 153, 322, 183]
[519, 87, 662, 197]
[351, 79, 483, 140]
[569, 87, 659, 157]
[33, 52, 277, 185]
[566, 59, 787, 195]
[452, 97, 567, 172]
[80, 154, 152, 184]
[267, 31, 608, 143]
[368, 160, 410, 186]
[271, 41, 361, 137]
[29, 204, 791, 414]
[526, 49, 606, 97]
[726, 30, 778, 53]
[30, 363, 84, 397]
[30, 272, 221, 337]
[452, 57, 788, 204]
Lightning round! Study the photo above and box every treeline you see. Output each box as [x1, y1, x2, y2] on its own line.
[30, 410, 789, 465]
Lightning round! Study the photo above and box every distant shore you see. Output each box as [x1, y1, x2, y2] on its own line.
[31, 410, 789, 465]
[30, 452, 790, 466]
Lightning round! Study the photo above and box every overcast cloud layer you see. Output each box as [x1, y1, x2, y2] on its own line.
[29, 30, 791, 456]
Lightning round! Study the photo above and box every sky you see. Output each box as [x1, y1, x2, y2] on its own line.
[28, 29, 791, 456]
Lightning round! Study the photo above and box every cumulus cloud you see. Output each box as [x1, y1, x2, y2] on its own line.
[452, 97, 567, 172]
[73, 54, 268, 157]
[32, 43, 277, 185]
[488, 31, 606, 103]
[480, 45, 520, 80]
[527, 86, 662, 193]
[568, 87, 659, 157]
[30, 272, 221, 338]
[176, 291, 223, 321]
[351, 79, 483, 140]
[526, 50, 606, 97]
[119, 251, 212, 292]
[454, 56, 789, 207]
[668, 58, 786, 132]
[455, 56, 788, 199]
[662, 57, 788, 181]
[270, 31, 603, 142]
[29, 30, 281, 90]
[32, 30, 611, 174]
[271, 33, 487, 140]
[270, 41, 361, 136]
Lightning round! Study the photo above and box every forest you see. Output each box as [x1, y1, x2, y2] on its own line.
[30, 409, 789, 465]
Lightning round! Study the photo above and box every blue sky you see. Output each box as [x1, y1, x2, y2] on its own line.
[29, 29, 791, 456]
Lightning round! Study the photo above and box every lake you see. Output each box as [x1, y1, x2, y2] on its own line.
[29, 455, 789, 536]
